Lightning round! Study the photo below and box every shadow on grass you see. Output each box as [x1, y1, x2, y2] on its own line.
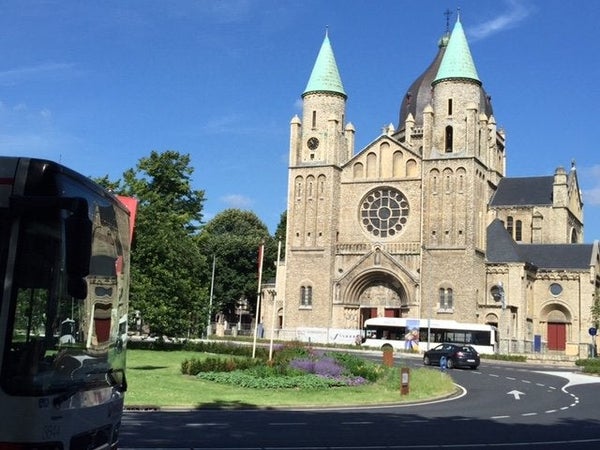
[129, 365, 169, 370]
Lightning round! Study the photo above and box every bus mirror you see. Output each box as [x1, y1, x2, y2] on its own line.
[65, 214, 92, 299]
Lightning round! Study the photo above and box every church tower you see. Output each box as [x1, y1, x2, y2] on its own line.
[284, 31, 355, 328]
[417, 17, 505, 322]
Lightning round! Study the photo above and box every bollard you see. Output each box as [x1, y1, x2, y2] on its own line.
[400, 367, 410, 395]
[382, 344, 394, 367]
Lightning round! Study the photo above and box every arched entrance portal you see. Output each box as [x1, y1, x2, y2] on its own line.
[541, 304, 571, 351]
[345, 271, 409, 326]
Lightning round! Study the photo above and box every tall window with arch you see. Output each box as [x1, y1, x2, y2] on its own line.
[439, 287, 453, 311]
[507, 216, 514, 237]
[300, 285, 313, 307]
[515, 220, 522, 241]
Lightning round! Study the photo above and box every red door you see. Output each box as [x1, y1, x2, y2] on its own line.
[547, 323, 566, 351]
[384, 308, 400, 318]
[360, 308, 378, 326]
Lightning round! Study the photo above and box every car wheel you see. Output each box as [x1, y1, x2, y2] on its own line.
[446, 358, 454, 369]
[423, 356, 431, 366]
[471, 365, 479, 370]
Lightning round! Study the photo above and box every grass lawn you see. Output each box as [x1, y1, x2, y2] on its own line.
[125, 349, 456, 409]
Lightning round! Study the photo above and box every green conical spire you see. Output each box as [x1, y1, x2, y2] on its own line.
[303, 30, 346, 98]
[434, 17, 480, 85]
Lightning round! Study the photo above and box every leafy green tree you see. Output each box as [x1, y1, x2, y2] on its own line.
[98, 150, 208, 337]
[274, 210, 287, 258]
[198, 209, 275, 324]
[592, 286, 600, 328]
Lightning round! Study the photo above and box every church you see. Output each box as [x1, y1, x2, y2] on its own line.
[263, 17, 600, 358]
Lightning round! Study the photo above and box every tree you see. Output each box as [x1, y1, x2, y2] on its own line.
[198, 209, 275, 326]
[99, 150, 208, 337]
[592, 286, 600, 328]
[273, 210, 287, 258]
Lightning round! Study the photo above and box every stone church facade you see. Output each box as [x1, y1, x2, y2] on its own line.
[262, 18, 600, 357]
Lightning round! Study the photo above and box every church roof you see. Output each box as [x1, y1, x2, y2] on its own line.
[486, 219, 522, 262]
[303, 31, 346, 98]
[433, 18, 480, 85]
[519, 244, 595, 270]
[486, 219, 594, 270]
[397, 34, 448, 130]
[489, 176, 554, 207]
[397, 20, 492, 130]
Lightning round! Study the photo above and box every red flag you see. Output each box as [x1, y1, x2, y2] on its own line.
[257, 243, 264, 276]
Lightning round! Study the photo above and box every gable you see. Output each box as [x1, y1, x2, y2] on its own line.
[342, 136, 421, 181]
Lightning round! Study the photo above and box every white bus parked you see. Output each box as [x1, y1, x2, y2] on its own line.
[362, 317, 498, 354]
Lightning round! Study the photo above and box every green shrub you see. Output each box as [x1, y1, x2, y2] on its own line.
[129, 338, 270, 358]
[575, 358, 600, 374]
[328, 351, 384, 382]
[197, 370, 348, 389]
[270, 341, 312, 365]
[181, 356, 262, 375]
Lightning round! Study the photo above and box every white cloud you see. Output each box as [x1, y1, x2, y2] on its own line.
[0, 99, 79, 160]
[469, 0, 533, 41]
[580, 164, 600, 206]
[0, 62, 77, 86]
[221, 194, 253, 208]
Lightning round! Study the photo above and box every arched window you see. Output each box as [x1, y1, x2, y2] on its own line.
[439, 287, 453, 311]
[507, 216, 514, 237]
[300, 285, 313, 307]
[445, 126, 453, 152]
[515, 220, 522, 241]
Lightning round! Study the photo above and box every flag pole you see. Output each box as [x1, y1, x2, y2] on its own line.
[252, 242, 265, 358]
[268, 240, 282, 361]
[207, 255, 216, 337]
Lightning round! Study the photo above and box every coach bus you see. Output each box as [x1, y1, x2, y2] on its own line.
[0, 157, 135, 449]
[362, 317, 498, 355]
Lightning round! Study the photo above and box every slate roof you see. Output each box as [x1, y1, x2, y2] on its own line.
[489, 176, 554, 207]
[486, 219, 522, 263]
[486, 219, 594, 270]
[519, 244, 594, 270]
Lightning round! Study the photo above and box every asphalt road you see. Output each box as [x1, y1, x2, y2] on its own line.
[120, 356, 600, 449]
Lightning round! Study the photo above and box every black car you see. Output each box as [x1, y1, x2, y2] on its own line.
[423, 343, 480, 369]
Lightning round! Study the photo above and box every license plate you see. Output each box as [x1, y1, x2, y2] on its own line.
[467, 359, 475, 362]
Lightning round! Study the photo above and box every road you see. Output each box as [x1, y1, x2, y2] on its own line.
[120, 356, 600, 449]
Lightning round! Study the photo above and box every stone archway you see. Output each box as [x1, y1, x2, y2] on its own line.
[540, 303, 572, 351]
[344, 270, 409, 326]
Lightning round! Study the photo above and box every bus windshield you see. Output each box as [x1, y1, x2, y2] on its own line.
[0, 165, 130, 398]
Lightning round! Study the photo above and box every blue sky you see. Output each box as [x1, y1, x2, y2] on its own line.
[0, 1, 599, 242]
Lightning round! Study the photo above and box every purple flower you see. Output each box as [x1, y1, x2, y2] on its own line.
[290, 358, 315, 373]
[314, 357, 344, 378]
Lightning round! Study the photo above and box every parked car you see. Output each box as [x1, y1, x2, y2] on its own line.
[423, 343, 480, 369]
